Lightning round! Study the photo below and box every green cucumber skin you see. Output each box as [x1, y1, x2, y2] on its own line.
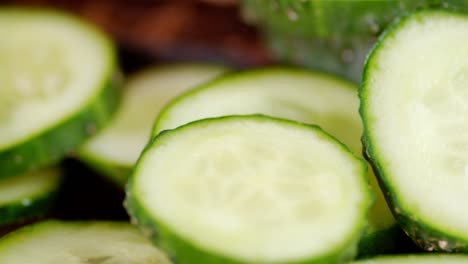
[0, 74, 121, 179]
[357, 225, 420, 258]
[242, 0, 467, 82]
[360, 10, 468, 252]
[242, 0, 466, 38]
[151, 67, 398, 256]
[126, 189, 359, 264]
[0, 189, 59, 227]
[129, 115, 371, 264]
[152, 66, 358, 135]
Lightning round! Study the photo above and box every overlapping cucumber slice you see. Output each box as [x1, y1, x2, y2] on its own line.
[152, 67, 398, 255]
[0, 8, 120, 178]
[0, 167, 62, 227]
[360, 10, 468, 251]
[127, 115, 371, 263]
[79, 64, 227, 185]
[0, 220, 172, 263]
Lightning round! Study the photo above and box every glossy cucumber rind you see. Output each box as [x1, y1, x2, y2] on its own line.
[0, 75, 121, 179]
[360, 10, 468, 252]
[128, 115, 372, 264]
[241, 0, 467, 82]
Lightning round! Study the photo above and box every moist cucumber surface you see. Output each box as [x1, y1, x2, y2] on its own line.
[79, 64, 227, 185]
[152, 67, 397, 255]
[241, 0, 467, 82]
[360, 10, 468, 251]
[0, 167, 62, 226]
[0, 8, 120, 178]
[352, 254, 468, 263]
[128, 115, 371, 264]
[0, 221, 172, 263]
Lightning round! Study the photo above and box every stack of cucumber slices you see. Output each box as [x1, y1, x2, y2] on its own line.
[1, 4, 468, 264]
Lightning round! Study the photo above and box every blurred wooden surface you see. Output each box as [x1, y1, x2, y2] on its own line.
[3, 0, 273, 70]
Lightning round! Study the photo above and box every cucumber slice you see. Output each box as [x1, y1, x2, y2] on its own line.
[352, 255, 468, 264]
[152, 67, 398, 255]
[241, 0, 467, 82]
[0, 167, 62, 227]
[360, 11, 468, 251]
[0, 8, 120, 178]
[79, 64, 228, 186]
[127, 115, 371, 264]
[0, 221, 172, 263]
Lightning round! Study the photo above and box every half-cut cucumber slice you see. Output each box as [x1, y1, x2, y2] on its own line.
[79, 64, 228, 186]
[352, 255, 468, 264]
[127, 115, 371, 264]
[0, 167, 62, 227]
[152, 67, 398, 255]
[0, 8, 120, 178]
[360, 10, 468, 251]
[0, 221, 172, 263]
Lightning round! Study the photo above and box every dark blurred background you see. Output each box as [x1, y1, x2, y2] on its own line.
[3, 0, 273, 72]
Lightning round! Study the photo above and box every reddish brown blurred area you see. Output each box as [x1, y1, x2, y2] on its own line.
[3, 0, 273, 68]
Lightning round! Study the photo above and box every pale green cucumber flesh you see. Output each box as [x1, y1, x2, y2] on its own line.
[0, 221, 172, 263]
[79, 64, 228, 185]
[0, 167, 62, 226]
[352, 254, 468, 264]
[152, 67, 396, 254]
[127, 115, 371, 263]
[361, 10, 468, 251]
[0, 7, 119, 178]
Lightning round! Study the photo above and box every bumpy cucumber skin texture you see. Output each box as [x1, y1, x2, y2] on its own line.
[241, 0, 467, 82]
[360, 10, 468, 252]
[128, 115, 371, 264]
